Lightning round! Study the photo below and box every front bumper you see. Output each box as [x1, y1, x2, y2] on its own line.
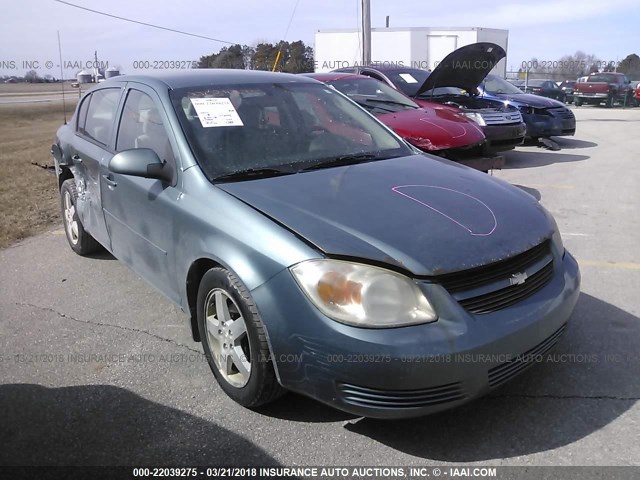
[522, 113, 576, 138]
[252, 251, 581, 419]
[483, 123, 526, 152]
[575, 92, 608, 99]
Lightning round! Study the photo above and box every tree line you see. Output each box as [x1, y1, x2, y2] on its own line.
[197, 40, 314, 73]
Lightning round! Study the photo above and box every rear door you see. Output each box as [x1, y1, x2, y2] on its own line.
[100, 84, 182, 303]
[71, 87, 123, 247]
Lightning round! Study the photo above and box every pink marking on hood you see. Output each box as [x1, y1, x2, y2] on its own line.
[392, 185, 497, 236]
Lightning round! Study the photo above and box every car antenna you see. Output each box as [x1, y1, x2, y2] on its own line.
[428, 64, 440, 99]
[57, 30, 67, 125]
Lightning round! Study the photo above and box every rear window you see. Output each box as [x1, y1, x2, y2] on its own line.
[588, 74, 619, 83]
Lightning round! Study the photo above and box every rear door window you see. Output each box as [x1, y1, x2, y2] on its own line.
[76, 94, 91, 134]
[83, 88, 121, 146]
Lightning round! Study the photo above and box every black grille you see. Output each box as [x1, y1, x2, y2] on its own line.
[488, 323, 567, 388]
[548, 106, 575, 120]
[436, 240, 551, 294]
[337, 382, 466, 409]
[459, 261, 554, 314]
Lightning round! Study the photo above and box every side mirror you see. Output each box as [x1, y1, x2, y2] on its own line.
[109, 148, 172, 183]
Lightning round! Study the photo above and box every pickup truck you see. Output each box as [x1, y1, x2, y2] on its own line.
[574, 72, 635, 107]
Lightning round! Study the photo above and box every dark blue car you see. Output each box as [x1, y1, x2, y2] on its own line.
[479, 75, 576, 139]
[51, 70, 580, 418]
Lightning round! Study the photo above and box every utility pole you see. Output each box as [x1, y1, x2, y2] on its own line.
[362, 0, 371, 66]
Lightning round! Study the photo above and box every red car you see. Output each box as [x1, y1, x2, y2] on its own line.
[304, 73, 504, 171]
[635, 82, 640, 104]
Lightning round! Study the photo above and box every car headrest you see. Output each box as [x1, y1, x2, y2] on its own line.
[139, 108, 163, 125]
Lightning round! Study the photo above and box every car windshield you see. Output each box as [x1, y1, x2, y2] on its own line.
[170, 82, 411, 181]
[383, 69, 431, 97]
[526, 79, 546, 87]
[328, 77, 418, 113]
[417, 86, 468, 97]
[481, 75, 524, 95]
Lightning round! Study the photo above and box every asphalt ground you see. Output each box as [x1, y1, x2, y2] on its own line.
[0, 105, 638, 469]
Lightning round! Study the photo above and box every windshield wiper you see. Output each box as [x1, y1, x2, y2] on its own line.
[300, 153, 380, 171]
[364, 98, 416, 109]
[213, 167, 294, 182]
[355, 100, 395, 113]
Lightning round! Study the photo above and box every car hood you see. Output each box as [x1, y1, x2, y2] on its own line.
[376, 107, 485, 151]
[416, 43, 506, 96]
[490, 92, 566, 108]
[218, 155, 554, 276]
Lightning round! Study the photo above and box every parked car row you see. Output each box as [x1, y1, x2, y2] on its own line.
[507, 73, 638, 108]
[304, 72, 501, 171]
[51, 47, 581, 419]
[321, 43, 575, 168]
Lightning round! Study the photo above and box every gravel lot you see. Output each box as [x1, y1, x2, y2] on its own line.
[0, 106, 638, 468]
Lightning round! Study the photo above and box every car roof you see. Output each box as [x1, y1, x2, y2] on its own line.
[303, 72, 369, 82]
[95, 69, 320, 90]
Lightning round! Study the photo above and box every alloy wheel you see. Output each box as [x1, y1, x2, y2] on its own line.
[204, 288, 252, 388]
[63, 191, 79, 245]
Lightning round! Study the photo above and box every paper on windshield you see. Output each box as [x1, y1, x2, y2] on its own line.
[190, 98, 244, 128]
[399, 73, 418, 84]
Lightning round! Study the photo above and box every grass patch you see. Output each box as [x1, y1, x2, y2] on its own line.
[0, 101, 77, 248]
[0, 82, 80, 95]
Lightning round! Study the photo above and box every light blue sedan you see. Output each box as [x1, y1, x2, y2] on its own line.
[52, 70, 580, 418]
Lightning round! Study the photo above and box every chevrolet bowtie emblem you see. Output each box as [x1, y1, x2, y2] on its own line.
[510, 272, 528, 286]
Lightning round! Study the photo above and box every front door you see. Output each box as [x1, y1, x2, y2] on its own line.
[100, 85, 182, 303]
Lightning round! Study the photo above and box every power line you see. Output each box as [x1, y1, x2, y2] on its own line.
[53, 0, 238, 45]
[282, 0, 301, 41]
[272, 0, 301, 72]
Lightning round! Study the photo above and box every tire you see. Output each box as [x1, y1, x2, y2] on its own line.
[197, 267, 284, 408]
[574, 97, 582, 107]
[60, 179, 101, 255]
[605, 95, 614, 108]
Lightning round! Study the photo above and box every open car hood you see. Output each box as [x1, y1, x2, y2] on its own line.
[416, 43, 506, 97]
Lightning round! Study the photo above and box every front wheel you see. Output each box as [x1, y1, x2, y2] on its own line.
[197, 267, 284, 408]
[574, 97, 583, 107]
[605, 95, 614, 108]
[60, 179, 101, 255]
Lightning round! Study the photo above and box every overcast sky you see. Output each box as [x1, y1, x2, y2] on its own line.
[1, 0, 639, 76]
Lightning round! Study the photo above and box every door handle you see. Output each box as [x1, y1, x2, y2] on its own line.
[71, 154, 82, 164]
[102, 174, 117, 188]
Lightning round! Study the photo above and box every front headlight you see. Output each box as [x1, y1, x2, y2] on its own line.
[290, 259, 437, 328]
[463, 112, 487, 126]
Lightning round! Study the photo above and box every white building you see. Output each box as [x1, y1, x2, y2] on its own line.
[314, 27, 508, 77]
